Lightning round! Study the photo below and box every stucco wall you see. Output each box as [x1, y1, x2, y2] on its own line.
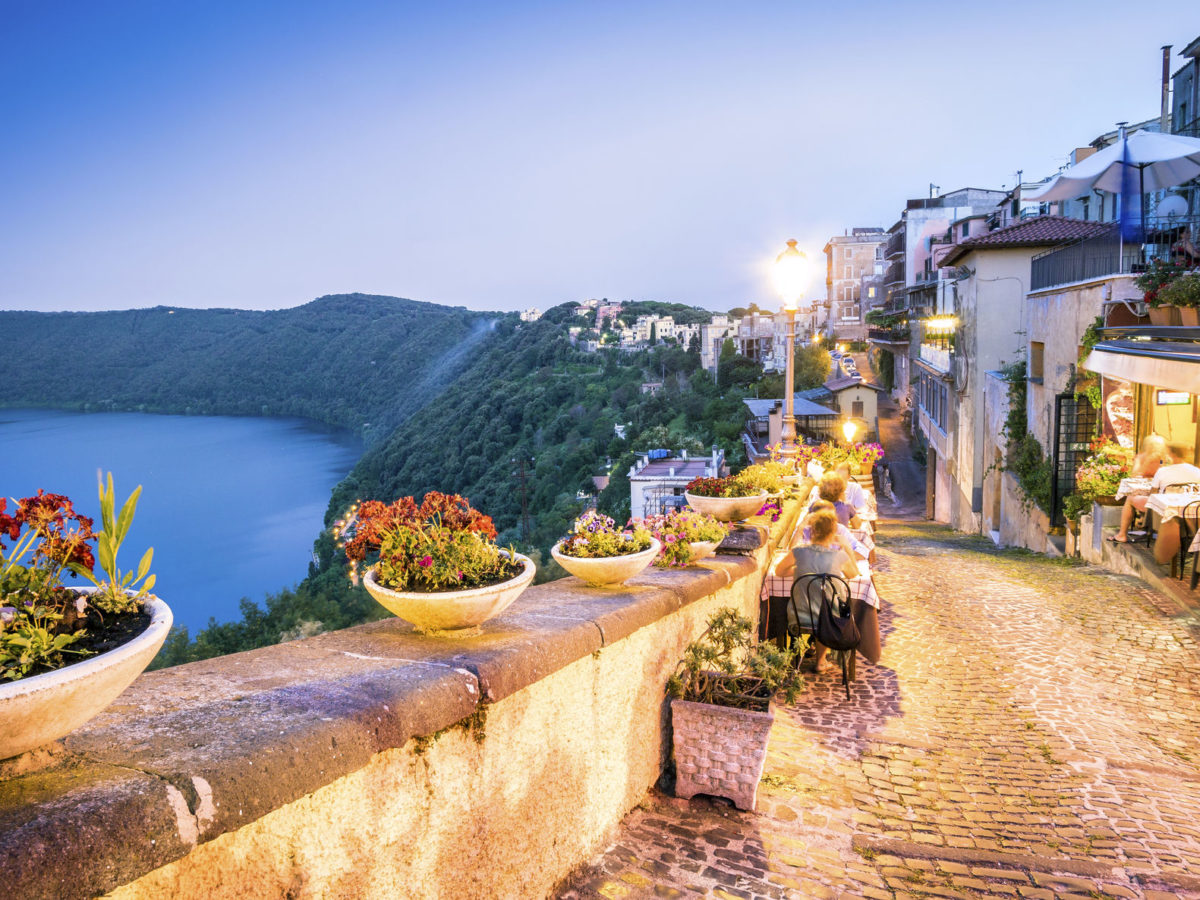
[2, 515, 793, 900]
[1025, 274, 1139, 450]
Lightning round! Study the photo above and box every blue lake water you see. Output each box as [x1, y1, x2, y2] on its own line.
[0, 408, 362, 633]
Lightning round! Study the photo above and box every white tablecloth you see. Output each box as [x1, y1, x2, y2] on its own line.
[1115, 477, 1153, 501]
[1146, 491, 1200, 524]
[1190, 530, 1200, 554]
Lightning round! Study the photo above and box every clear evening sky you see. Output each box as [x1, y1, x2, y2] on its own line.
[1, 1, 1188, 314]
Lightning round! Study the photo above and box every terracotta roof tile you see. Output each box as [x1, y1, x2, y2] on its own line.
[940, 216, 1112, 266]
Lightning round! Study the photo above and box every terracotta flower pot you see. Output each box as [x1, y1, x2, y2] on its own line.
[683, 491, 769, 522]
[0, 594, 173, 760]
[1148, 305, 1181, 326]
[551, 539, 661, 586]
[671, 697, 774, 811]
[1179, 306, 1200, 327]
[363, 551, 535, 634]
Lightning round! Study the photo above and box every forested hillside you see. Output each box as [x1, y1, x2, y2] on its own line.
[153, 301, 784, 666]
[0, 294, 487, 441]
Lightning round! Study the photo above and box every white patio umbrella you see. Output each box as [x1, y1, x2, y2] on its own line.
[1026, 129, 1200, 202]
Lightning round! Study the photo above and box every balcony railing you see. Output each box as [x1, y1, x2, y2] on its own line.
[883, 260, 905, 286]
[1176, 115, 1200, 138]
[885, 231, 905, 259]
[1030, 215, 1200, 291]
[867, 326, 910, 343]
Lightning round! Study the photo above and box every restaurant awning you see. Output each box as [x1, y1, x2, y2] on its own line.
[1083, 340, 1200, 394]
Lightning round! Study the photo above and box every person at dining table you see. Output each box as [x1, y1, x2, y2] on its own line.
[1145, 442, 1200, 563]
[833, 461, 870, 516]
[817, 472, 862, 529]
[773, 508, 861, 673]
[798, 499, 869, 562]
[1110, 433, 1169, 544]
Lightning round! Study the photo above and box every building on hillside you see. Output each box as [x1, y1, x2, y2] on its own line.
[742, 397, 840, 459]
[821, 375, 885, 441]
[595, 302, 623, 329]
[701, 315, 738, 372]
[628, 448, 726, 519]
[920, 216, 1113, 535]
[736, 312, 778, 368]
[823, 228, 886, 342]
[868, 188, 1007, 406]
[519, 308, 541, 321]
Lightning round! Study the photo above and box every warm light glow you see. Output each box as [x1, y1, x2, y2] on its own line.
[838, 343, 848, 354]
[842, 420, 858, 443]
[773, 239, 810, 310]
[925, 315, 958, 335]
[812, 332, 822, 344]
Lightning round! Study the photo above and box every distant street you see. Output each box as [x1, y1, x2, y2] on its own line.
[851, 350, 924, 520]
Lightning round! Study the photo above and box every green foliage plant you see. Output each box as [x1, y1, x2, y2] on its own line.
[733, 464, 785, 494]
[72, 473, 155, 615]
[555, 510, 654, 559]
[1157, 270, 1200, 309]
[1061, 440, 1132, 524]
[0, 491, 97, 680]
[1136, 259, 1195, 306]
[1000, 361, 1053, 514]
[666, 608, 804, 711]
[642, 509, 728, 567]
[684, 476, 761, 498]
[340, 492, 520, 593]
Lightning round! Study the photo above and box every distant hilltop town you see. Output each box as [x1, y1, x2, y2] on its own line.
[521, 298, 833, 377]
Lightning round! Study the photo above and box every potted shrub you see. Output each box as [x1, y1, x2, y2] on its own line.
[342, 492, 535, 634]
[0, 475, 172, 760]
[550, 511, 660, 586]
[849, 442, 885, 475]
[667, 608, 803, 811]
[1137, 259, 1192, 325]
[643, 509, 729, 567]
[683, 476, 768, 522]
[1157, 270, 1200, 327]
[1061, 440, 1132, 529]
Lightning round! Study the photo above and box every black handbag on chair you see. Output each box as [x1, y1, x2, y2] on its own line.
[790, 573, 859, 699]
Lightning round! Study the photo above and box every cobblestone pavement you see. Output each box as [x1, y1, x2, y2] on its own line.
[558, 523, 1200, 900]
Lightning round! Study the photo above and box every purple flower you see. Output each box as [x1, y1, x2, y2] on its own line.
[418, 555, 434, 568]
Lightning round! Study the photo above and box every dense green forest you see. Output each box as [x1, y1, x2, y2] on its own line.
[0, 294, 486, 442]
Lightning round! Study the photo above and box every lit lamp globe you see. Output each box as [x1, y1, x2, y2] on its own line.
[842, 420, 858, 444]
[772, 239, 810, 311]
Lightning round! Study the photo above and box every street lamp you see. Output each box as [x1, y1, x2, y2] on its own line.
[773, 240, 810, 461]
[842, 420, 858, 446]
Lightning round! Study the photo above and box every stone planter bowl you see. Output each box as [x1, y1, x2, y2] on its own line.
[671, 697, 774, 811]
[686, 540, 720, 563]
[684, 491, 768, 522]
[0, 593, 173, 761]
[363, 551, 536, 634]
[551, 539, 661, 586]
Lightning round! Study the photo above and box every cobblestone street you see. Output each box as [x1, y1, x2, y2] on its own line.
[559, 523, 1200, 900]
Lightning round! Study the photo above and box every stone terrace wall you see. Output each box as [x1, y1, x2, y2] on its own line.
[0, 512, 794, 900]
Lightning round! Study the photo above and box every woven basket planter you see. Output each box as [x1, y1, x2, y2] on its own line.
[671, 698, 774, 811]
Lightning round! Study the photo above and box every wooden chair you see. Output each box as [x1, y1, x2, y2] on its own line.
[789, 573, 855, 697]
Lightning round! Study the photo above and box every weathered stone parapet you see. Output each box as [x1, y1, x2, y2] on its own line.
[0, 508, 796, 900]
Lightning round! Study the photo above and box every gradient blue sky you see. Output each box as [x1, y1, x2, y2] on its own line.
[1, 1, 1189, 313]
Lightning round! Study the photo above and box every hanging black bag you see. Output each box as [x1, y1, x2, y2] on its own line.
[809, 574, 859, 699]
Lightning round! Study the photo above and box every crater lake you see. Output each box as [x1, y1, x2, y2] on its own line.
[1, 408, 362, 633]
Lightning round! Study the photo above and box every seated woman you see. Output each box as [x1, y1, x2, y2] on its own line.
[1111, 433, 1169, 543]
[817, 472, 861, 529]
[799, 499, 869, 562]
[774, 509, 860, 673]
[833, 461, 869, 516]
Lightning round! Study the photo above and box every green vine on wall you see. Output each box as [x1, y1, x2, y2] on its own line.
[1000, 360, 1053, 515]
[1073, 315, 1105, 410]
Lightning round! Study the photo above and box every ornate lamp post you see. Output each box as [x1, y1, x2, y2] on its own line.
[772, 240, 810, 461]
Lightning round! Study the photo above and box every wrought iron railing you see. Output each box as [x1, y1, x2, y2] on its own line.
[883, 261, 904, 286]
[885, 231, 905, 259]
[1030, 215, 1200, 290]
[867, 326, 910, 343]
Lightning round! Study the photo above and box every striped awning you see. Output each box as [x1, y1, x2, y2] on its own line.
[1083, 340, 1200, 394]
